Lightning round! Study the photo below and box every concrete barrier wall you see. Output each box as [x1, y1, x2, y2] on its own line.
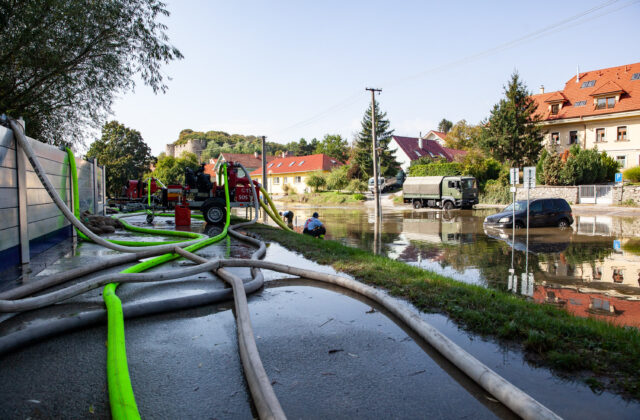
[0, 125, 105, 272]
[515, 186, 579, 204]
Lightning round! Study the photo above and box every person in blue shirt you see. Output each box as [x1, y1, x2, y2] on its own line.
[303, 212, 325, 238]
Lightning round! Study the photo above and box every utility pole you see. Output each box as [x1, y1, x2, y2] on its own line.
[366, 87, 382, 220]
[261, 135, 267, 222]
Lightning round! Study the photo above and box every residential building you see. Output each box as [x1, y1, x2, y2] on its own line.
[211, 152, 276, 178]
[421, 130, 447, 146]
[389, 135, 467, 172]
[531, 62, 640, 169]
[251, 154, 344, 194]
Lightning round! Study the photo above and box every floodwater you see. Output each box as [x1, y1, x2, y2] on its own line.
[264, 204, 640, 328]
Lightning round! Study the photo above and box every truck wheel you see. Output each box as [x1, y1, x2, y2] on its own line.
[413, 200, 422, 209]
[442, 201, 454, 210]
[202, 202, 226, 225]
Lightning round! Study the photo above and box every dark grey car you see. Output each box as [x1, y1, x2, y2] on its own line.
[483, 198, 573, 229]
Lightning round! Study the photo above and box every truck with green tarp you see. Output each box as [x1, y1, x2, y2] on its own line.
[402, 176, 478, 210]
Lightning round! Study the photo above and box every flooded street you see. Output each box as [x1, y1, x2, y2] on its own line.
[265, 204, 640, 328]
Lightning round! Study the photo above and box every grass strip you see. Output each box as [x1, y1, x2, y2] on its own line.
[246, 223, 640, 400]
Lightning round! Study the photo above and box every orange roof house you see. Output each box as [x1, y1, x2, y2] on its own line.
[530, 62, 640, 169]
[212, 152, 276, 178]
[251, 154, 343, 194]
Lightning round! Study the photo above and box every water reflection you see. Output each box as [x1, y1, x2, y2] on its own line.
[256, 205, 640, 327]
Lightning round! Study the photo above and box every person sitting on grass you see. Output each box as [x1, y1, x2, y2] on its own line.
[303, 212, 325, 238]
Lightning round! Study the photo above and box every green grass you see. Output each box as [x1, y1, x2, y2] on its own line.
[245, 223, 640, 400]
[277, 191, 367, 205]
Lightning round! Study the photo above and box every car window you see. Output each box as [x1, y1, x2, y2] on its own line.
[556, 199, 571, 211]
[530, 201, 543, 212]
[448, 181, 455, 188]
[542, 200, 554, 211]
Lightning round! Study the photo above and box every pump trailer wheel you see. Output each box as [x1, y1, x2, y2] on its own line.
[202, 200, 226, 225]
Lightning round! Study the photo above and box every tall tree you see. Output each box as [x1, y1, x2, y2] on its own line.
[444, 120, 482, 151]
[0, 0, 183, 146]
[480, 71, 543, 167]
[352, 100, 398, 179]
[315, 134, 349, 162]
[437, 118, 453, 134]
[151, 151, 199, 185]
[86, 121, 153, 198]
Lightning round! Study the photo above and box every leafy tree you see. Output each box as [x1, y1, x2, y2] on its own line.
[0, 0, 183, 146]
[305, 172, 327, 192]
[460, 151, 503, 190]
[352, 100, 398, 179]
[325, 165, 349, 191]
[444, 120, 482, 150]
[315, 134, 349, 162]
[151, 151, 199, 185]
[539, 146, 619, 185]
[480, 72, 543, 167]
[347, 179, 368, 193]
[437, 118, 453, 134]
[86, 121, 153, 197]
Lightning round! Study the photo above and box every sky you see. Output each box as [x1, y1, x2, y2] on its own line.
[111, 0, 640, 155]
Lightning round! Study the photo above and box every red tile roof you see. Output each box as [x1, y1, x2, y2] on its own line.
[531, 62, 640, 121]
[432, 131, 447, 140]
[217, 153, 276, 170]
[251, 154, 343, 176]
[392, 136, 466, 162]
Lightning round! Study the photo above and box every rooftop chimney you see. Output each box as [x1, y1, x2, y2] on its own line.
[539, 85, 545, 94]
[281, 151, 286, 158]
[576, 65, 580, 83]
[419, 137, 426, 149]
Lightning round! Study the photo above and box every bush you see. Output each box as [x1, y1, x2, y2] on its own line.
[353, 193, 366, 201]
[305, 172, 327, 192]
[460, 152, 503, 190]
[480, 179, 511, 204]
[408, 162, 462, 177]
[538, 146, 619, 185]
[347, 179, 368, 193]
[326, 165, 349, 191]
[282, 183, 292, 195]
[624, 166, 640, 182]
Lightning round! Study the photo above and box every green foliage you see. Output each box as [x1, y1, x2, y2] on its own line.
[151, 152, 199, 185]
[0, 1, 183, 146]
[437, 118, 453, 134]
[325, 165, 349, 191]
[305, 171, 327, 192]
[536, 149, 549, 184]
[539, 146, 620, 185]
[347, 179, 368, 193]
[480, 71, 544, 167]
[352, 193, 366, 201]
[86, 121, 153, 197]
[623, 166, 640, 182]
[351, 100, 398, 179]
[314, 134, 349, 162]
[479, 180, 511, 204]
[408, 162, 462, 177]
[444, 120, 482, 150]
[460, 151, 503, 189]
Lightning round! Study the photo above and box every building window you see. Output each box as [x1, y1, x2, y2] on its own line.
[580, 80, 596, 88]
[551, 104, 559, 114]
[288, 161, 296, 166]
[596, 98, 606, 109]
[607, 97, 615, 108]
[273, 177, 280, 185]
[617, 126, 627, 141]
[574, 100, 586, 107]
[632, 72, 640, 81]
[294, 176, 302, 183]
[298, 160, 305, 166]
[596, 128, 605, 143]
[283, 177, 288, 184]
[276, 162, 282, 168]
[551, 132, 560, 145]
[414, 150, 421, 157]
[616, 155, 627, 169]
[569, 131, 578, 144]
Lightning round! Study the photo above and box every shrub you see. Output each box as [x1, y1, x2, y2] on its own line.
[326, 165, 349, 191]
[282, 183, 292, 195]
[305, 172, 327, 192]
[347, 179, 368, 193]
[623, 166, 640, 182]
[352, 193, 366, 201]
[408, 162, 462, 177]
[460, 152, 503, 190]
[480, 179, 511, 204]
[539, 146, 620, 185]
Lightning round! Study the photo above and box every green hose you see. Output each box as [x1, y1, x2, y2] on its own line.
[259, 186, 288, 226]
[260, 200, 294, 232]
[103, 165, 231, 420]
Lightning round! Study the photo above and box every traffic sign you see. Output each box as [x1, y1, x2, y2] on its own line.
[509, 168, 519, 186]
[523, 167, 536, 189]
[615, 172, 623, 183]
[613, 240, 621, 251]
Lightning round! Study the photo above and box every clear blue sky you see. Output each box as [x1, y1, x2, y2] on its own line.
[111, 0, 640, 155]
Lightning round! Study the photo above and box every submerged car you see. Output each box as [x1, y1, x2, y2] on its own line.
[483, 198, 573, 228]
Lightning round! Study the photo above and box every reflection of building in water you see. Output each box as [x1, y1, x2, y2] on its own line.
[534, 286, 640, 328]
[538, 241, 640, 288]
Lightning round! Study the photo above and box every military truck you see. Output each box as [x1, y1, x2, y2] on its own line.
[402, 176, 478, 210]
